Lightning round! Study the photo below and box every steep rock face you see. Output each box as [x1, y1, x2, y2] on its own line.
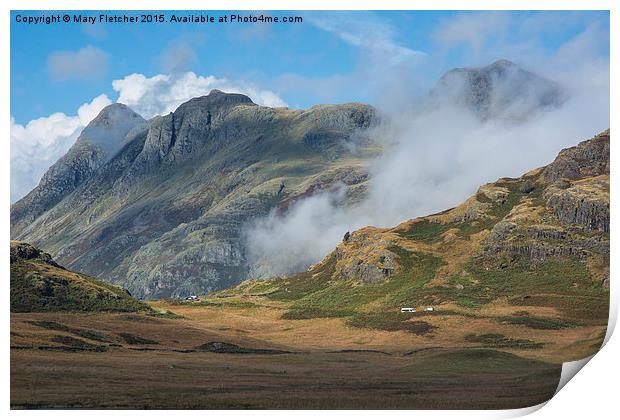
[545, 177, 609, 233]
[430, 59, 566, 121]
[540, 130, 610, 234]
[11, 104, 145, 234]
[11, 90, 378, 298]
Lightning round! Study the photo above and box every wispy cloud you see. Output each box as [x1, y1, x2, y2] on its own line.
[307, 12, 425, 64]
[82, 21, 108, 40]
[158, 41, 198, 73]
[432, 12, 511, 55]
[244, 13, 610, 278]
[46, 45, 108, 81]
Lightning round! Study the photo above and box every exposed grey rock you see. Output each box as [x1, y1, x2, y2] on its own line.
[542, 130, 610, 182]
[334, 254, 396, 284]
[488, 221, 518, 242]
[485, 241, 590, 262]
[546, 187, 610, 233]
[526, 226, 567, 240]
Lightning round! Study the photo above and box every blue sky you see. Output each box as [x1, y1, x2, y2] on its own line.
[11, 10, 609, 123]
[10, 10, 610, 202]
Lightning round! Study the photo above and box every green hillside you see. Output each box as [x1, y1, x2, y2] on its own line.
[10, 241, 150, 313]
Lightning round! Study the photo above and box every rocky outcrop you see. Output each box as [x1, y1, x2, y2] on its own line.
[542, 130, 610, 182]
[10, 240, 58, 266]
[328, 228, 399, 284]
[485, 241, 590, 262]
[481, 131, 610, 265]
[545, 179, 610, 233]
[540, 131, 610, 233]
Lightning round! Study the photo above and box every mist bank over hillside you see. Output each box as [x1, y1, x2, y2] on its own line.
[244, 60, 609, 278]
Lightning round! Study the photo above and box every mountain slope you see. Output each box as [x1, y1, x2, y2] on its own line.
[10, 241, 149, 312]
[11, 90, 377, 298]
[227, 130, 609, 360]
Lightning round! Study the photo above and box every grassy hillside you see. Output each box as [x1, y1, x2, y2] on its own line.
[10, 241, 150, 313]
[214, 130, 610, 362]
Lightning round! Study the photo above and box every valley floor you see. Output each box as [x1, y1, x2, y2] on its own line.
[11, 297, 596, 409]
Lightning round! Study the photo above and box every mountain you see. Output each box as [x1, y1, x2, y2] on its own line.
[9, 62, 570, 299]
[10, 240, 149, 312]
[11, 104, 145, 233]
[11, 90, 377, 298]
[228, 130, 609, 344]
[429, 59, 566, 121]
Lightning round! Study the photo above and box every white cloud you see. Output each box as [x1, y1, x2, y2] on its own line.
[82, 21, 108, 40]
[112, 71, 287, 119]
[272, 12, 428, 110]
[10, 94, 112, 202]
[47, 46, 109, 81]
[11, 72, 288, 202]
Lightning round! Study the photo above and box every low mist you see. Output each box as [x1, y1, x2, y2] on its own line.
[243, 59, 609, 279]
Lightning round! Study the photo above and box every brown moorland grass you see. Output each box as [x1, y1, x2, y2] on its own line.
[11, 309, 562, 409]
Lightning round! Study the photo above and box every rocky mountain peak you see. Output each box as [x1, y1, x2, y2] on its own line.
[175, 90, 256, 115]
[488, 58, 517, 68]
[77, 103, 145, 155]
[431, 59, 566, 120]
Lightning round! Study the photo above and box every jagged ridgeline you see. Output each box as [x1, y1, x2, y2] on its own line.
[11, 90, 377, 298]
[10, 241, 149, 312]
[229, 130, 609, 336]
